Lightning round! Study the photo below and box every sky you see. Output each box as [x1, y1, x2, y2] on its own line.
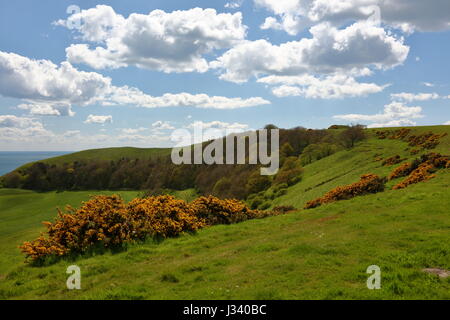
[0, 0, 449, 151]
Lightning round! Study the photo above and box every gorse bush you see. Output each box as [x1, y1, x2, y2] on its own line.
[388, 162, 415, 180]
[391, 153, 449, 190]
[191, 195, 260, 225]
[20, 194, 277, 263]
[127, 195, 204, 239]
[376, 129, 447, 151]
[20, 195, 133, 261]
[382, 155, 404, 166]
[305, 174, 386, 209]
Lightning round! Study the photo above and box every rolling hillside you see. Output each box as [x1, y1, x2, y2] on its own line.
[15, 147, 171, 170]
[0, 125, 449, 299]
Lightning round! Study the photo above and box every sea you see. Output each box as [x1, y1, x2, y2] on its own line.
[0, 151, 71, 176]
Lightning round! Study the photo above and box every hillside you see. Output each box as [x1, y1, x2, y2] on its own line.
[15, 147, 171, 170]
[0, 125, 449, 299]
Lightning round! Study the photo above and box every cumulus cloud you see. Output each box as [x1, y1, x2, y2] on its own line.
[258, 74, 387, 99]
[63, 130, 82, 138]
[333, 101, 423, 128]
[182, 120, 250, 143]
[0, 51, 270, 113]
[0, 115, 174, 150]
[58, 5, 247, 73]
[152, 121, 175, 130]
[17, 103, 75, 116]
[255, 0, 450, 35]
[84, 114, 113, 125]
[225, 1, 243, 9]
[391, 92, 441, 102]
[121, 127, 148, 134]
[104, 86, 270, 109]
[212, 22, 409, 83]
[187, 120, 249, 131]
[0, 115, 53, 142]
[0, 51, 110, 115]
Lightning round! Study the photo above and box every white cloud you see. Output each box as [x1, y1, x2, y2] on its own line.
[0, 115, 174, 150]
[225, 1, 243, 9]
[333, 101, 423, 128]
[59, 6, 247, 73]
[0, 51, 270, 112]
[271, 85, 303, 98]
[121, 127, 148, 134]
[152, 121, 175, 130]
[17, 103, 75, 116]
[84, 114, 113, 125]
[0, 115, 53, 142]
[104, 86, 270, 109]
[0, 51, 110, 115]
[63, 130, 82, 138]
[212, 22, 409, 83]
[184, 121, 250, 143]
[258, 74, 387, 99]
[422, 82, 435, 87]
[187, 120, 249, 131]
[391, 92, 440, 102]
[255, 0, 450, 35]
[444, 121, 450, 125]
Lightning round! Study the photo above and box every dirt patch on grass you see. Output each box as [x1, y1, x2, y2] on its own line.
[422, 268, 450, 278]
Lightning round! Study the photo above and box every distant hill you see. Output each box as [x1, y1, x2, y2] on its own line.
[16, 147, 171, 169]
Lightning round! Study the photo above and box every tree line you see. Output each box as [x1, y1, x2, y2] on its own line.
[1, 125, 366, 199]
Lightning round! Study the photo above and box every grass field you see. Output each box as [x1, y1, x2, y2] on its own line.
[0, 126, 449, 299]
[16, 147, 171, 170]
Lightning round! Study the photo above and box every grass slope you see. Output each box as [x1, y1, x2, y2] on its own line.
[16, 147, 171, 170]
[0, 126, 449, 299]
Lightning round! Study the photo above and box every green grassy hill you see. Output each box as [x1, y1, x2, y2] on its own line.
[0, 126, 449, 299]
[16, 147, 171, 170]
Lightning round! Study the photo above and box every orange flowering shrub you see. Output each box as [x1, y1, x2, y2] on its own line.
[20, 195, 132, 262]
[382, 155, 404, 166]
[305, 174, 385, 209]
[21, 194, 279, 262]
[127, 195, 204, 239]
[388, 162, 415, 180]
[20, 236, 68, 262]
[375, 129, 446, 151]
[48, 195, 132, 251]
[391, 128, 412, 140]
[393, 163, 435, 190]
[392, 153, 449, 189]
[191, 195, 260, 225]
[375, 129, 411, 140]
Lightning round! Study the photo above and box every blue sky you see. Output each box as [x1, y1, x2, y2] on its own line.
[0, 0, 449, 151]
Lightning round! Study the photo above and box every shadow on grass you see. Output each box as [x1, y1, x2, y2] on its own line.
[26, 232, 198, 268]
